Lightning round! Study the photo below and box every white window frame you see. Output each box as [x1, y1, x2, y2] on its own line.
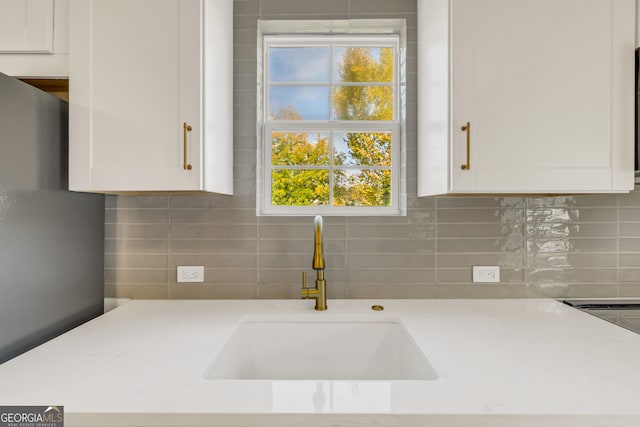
[257, 25, 406, 216]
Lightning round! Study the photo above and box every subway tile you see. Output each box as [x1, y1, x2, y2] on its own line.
[170, 194, 255, 210]
[437, 253, 523, 269]
[526, 283, 617, 299]
[169, 254, 257, 269]
[260, 0, 349, 15]
[105, 195, 169, 209]
[618, 269, 640, 283]
[233, 75, 258, 93]
[258, 239, 346, 254]
[347, 283, 437, 299]
[234, 0, 259, 15]
[234, 91, 258, 107]
[527, 268, 618, 284]
[105, 224, 170, 239]
[619, 284, 640, 297]
[350, 0, 416, 14]
[105, 254, 168, 269]
[618, 189, 640, 206]
[104, 269, 168, 285]
[259, 253, 347, 269]
[234, 29, 258, 46]
[619, 207, 640, 221]
[620, 254, 640, 268]
[348, 253, 434, 269]
[527, 238, 618, 253]
[526, 207, 618, 223]
[436, 284, 526, 299]
[437, 238, 520, 254]
[348, 224, 435, 239]
[105, 238, 168, 255]
[259, 215, 346, 225]
[110, 284, 169, 299]
[436, 268, 524, 284]
[346, 269, 435, 284]
[169, 283, 257, 299]
[348, 238, 434, 254]
[437, 197, 525, 209]
[233, 14, 258, 30]
[233, 59, 258, 75]
[171, 224, 257, 239]
[620, 223, 640, 237]
[234, 45, 257, 61]
[528, 253, 617, 269]
[104, 284, 116, 298]
[170, 239, 257, 254]
[438, 223, 523, 239]
[437, 208, 524, 224]
[407, 196, 436, 210]
[348, 13, 417, 28]
[620, 238, 640, 252]
[258, 223, 346, 239]
[528, 195, 618, 208]
[170, 268, 258, 284]
[526, 223, 617, 239]
[105, 209, 170, 224]
[170, 209, 257, 224]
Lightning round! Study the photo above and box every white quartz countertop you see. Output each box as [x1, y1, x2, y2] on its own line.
[1, 299, 640, 427]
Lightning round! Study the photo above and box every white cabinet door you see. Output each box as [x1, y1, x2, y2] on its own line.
[69, 0, 233, 194]
[0, 0, 54, 53]
[418, 0, 635, 195]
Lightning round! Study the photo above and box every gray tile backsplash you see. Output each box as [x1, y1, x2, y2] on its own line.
[104, 0, 640, 300]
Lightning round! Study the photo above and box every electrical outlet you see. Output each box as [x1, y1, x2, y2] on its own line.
[472, 266, 500, 283]
[177, 266, 204, 283]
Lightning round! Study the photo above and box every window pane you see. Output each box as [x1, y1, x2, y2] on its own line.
[272, 132, 330, 166]
[334, 132, 392, 166]
[332, 86, 393, 120]
[272, 170, 330, 206]
[333, 169, 391, 207]
[333, 47, 394, 83]
[270, 47, 330, 82]
[270, 86, 330, 120]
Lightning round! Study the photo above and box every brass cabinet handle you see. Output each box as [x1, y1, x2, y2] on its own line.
[461, 122, 470, 170]
[183, 122, 193, 171]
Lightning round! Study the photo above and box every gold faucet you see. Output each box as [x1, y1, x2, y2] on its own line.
[301, 215, 327, 311]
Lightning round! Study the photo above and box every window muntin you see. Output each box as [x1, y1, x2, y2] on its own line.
[262, 35, 400, 215]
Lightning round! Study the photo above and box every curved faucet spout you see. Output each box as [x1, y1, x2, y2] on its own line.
[301, 215, 327, 310]
[313, 215, 325, 270]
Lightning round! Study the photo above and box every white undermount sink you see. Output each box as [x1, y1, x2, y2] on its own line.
[203, 319, 438, 380]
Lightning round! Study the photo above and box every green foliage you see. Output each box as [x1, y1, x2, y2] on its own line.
[270, 47, 394, 208]
[333, 47, 394, 121]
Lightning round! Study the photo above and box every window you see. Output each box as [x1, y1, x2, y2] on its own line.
[258, 23, 405, 216]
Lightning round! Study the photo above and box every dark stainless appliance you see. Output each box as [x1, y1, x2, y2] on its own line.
[0, 73, 105, 364]
[563, 300, 640, 334]
[636, 47, 640, 176]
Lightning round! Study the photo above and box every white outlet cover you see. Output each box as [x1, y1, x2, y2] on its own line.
[177, 266, 204, 283]
[472, 266, 500, 283]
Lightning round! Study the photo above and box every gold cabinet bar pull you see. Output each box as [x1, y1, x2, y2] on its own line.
[461, 122, 471, 170]
[183, 122, 193, 171]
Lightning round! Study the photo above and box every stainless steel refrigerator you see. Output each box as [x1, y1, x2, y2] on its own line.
[0, 72, 105, 364]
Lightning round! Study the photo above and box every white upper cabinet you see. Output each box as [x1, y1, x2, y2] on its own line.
[69, 0, 233, 194]
[0, 0, 69, 77]
[418, 0, 635, 196]
[0, 0, 54, 53]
